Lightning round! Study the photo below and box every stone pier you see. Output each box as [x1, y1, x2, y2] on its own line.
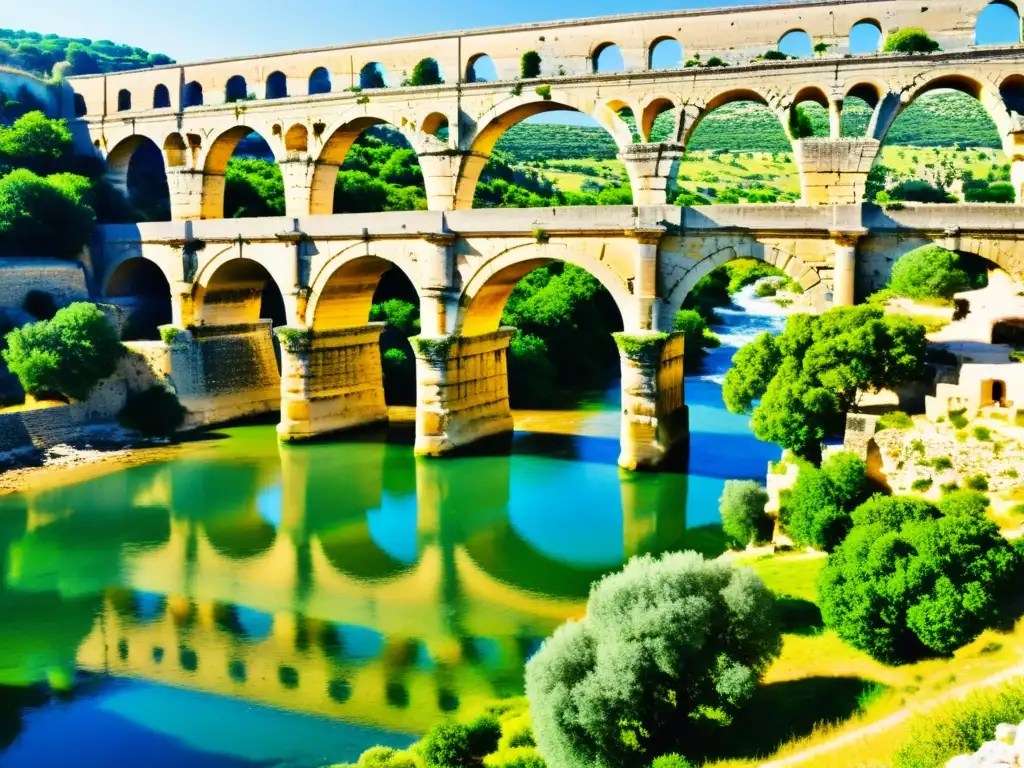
[795, 139, 880, 205]
[412, 329, 515, 457]
[276, 323, 388, 442]
[615, 331, 688, 471]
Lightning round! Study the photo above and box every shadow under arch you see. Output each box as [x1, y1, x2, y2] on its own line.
[104, 134, 171, 221]
[104, 256, 172, 340]
[307, 252, 420, 331]
[193, 252, 288, 328]
[315, 520, 418, 583]
[456, 97, 634, 210]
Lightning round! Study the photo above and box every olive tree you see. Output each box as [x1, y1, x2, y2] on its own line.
[2, 302, 122, 400]
[723, 306, 927, 461]
[782, 451, 868, 551]
[719, 480, 771, 548]
[818, 493, 1021, 664]
[887, 245, 972, 301]
[525, 552, 782, 768]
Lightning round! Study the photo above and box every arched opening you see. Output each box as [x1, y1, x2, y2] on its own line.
[840, 83, 881, 137]
[593, 43, 625, 73]
[460, 257, 626, 409]
[195, 258, 288, 332]
[976, 1, 1022, 45]
[183, 81, 203, 108]
[311, 256, 420, 406]
[466, 54, 497, 83]
[403, 58, 443, 87]
[778, 29, 813, 58]
[104, 258, 172, 340]
[309, 67, 331, 95]
[73, 93, 87, 117]
[104, 135, 171, 222]
[681, 90, 800, 204]
[643, 98, 678, 143]
[285, 124, 308, 153]
[649, 38, 683, 69]
[153, 84, 171, 109]
[265, 71, 287, 99]
[1000, 74, 1024, 114]
[790, 86, 831, 140]
[849, 20, 883, 53]
[422, 112, 449, 140]
[464, 101, 634, 209]
[117, 89, 131, 112]
[312, 121, 427, 214]
[225, 75, 249, 103]
[872, 77, 1003, 204]
[204, 127, 284, 219]
[360, 62, 388, 89]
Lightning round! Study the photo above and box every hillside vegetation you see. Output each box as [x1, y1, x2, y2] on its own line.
[0, 29, 173, 77]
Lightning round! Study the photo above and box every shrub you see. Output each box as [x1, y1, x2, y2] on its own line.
[355, 747, 424, 768]
[521, 51, 541, 78]
[972, 426, 991, 441]
[878, 411, 914, 430]
[2, 302, 122, 401]
[403, 58, 443, 87]
[949, 409, 970, 429]
[499, 715, 535, 749]
[754, 281, 779, 297]
[421, 723, 472, 768]
[0, 168, 96, 260]
[782, 452, 867, 551]
[466, 714, 502, 757]
[525, 552, 781, 768]
[965, 474, 990, 491]
[650, 756, 694, 768]
[818, 495, 1021, 663]
[892, 681, 1024, 768]
[933, 456, 954, 471]
[719, 479, 771, 548]
[672, 309, 720, 371]
[483, 747, 546, 768]
[883, 27, 941, 54]
[117, 385, 186, 437]
[911, 477, 933, 492]
[888, 245, 971, 300]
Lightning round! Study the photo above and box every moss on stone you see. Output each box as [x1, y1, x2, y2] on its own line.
[158, 325, 186, 346]
[275, 326, 313, 351]
[613, 331, 669, 366]
[411, 334, 455, 361]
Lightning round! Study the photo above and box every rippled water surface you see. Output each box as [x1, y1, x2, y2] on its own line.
[0, 287, 785, 768]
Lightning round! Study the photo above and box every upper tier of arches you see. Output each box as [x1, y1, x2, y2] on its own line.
[68, 0, 1021, 118]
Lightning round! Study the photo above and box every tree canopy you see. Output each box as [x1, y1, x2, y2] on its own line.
[723, 306, 927, 460]
[0, 28, 172, 77]
[781, 451, 869, 550]
[818, 492, 1021, 663]
[526, 551, 782, 768]
[886, 245, 974, 301]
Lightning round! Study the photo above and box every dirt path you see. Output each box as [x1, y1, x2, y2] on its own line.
[760, 664, 1024, 767]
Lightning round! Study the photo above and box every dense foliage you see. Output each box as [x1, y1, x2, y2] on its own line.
[886, 245, 973, 301]
[882, 28, 941, 54]
[818, 492, 1022, 663]
[781, 452, 869, 550]
[0, 29, 172, 77]
[2, 302, 122, 400]
[525, 551, 781, 767]
[719, 479, 771, 548]
[723, 306, 927, 460]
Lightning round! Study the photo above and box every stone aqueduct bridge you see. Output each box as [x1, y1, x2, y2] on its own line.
[63, 0, 1024, 468]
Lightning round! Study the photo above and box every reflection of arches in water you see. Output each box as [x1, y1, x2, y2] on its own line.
[317, 520, 417, 582]
[203, 514, 278, 561]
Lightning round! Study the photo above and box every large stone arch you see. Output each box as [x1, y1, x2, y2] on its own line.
[309, 114, 424, 215]
[306, 244, 422, 331]
[662, 239, 820, 317]
[200, 125, 281, 220]
[103, 256, 174, 340]
[104, 134, 168, 205]
[681, 87, 790, 150]
[883, 71, 1013, 144]
[193, 250, 292, 327]
[455, 241, 633, 336]
[454, 93, 635, 210]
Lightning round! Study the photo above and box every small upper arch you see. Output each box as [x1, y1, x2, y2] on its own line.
[976, 0, 1022, 45]
[225, 75, 249, 102]
[265, 71, 288, 99]
[360, 62, 388, 89]
[285, 123, 308, 153]
[183, 81, 204, 108]
[117, 89, 132, 112]
[649, 37, 683, 69]
[163, 132, 188, 167]
[421, 112, 449, 137]
[640, 96, 678, 142]
[849, 19, 883, 53]
[309, 67, 331, 95]
[592, 42, 625, 73]
[153, 84, 171, 109]
[778, 29, 813, 58]
[466, 53, 497, 83]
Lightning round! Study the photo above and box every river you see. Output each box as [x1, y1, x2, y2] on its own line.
[0, 286, 786, 768]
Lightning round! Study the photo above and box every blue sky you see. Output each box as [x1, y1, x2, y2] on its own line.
[4, 0, 1017, 64]
[4, 0, 768, 62]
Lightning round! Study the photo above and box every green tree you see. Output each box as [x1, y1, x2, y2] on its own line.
[672, 309, 720, 371]
[2, 302, 123, 400]
[526, 552, 782, 768]
[0, 168, 95, 259]
[781, 451, 867, 550]
[719, 480, 771, 548]
[65, 41, 99, 75]
[224, 157, 285, 218]
[887, 245, 971, 301]
[883, 28, 941, 54]
[0, 111, 74, 176]
[789, 106, 815, 139]
[404, 58, 444, 86]
[818, 494, 1021, 663]
[723, 306, 927, 460]
[521, 51, 542, 78]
